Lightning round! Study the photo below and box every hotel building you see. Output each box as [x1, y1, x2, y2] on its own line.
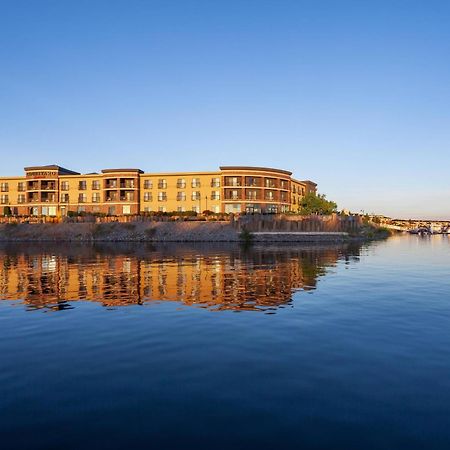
[0, 165, 316, 216]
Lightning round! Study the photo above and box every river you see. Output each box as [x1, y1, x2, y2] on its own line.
[0, 235, 449, 449]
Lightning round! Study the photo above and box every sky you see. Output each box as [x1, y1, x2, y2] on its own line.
[1, 0, 449, 219]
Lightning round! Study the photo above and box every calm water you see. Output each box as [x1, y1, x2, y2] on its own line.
[0, 236, 449, 449]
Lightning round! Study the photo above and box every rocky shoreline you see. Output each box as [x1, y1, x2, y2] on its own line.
[0, 221, 362, 243]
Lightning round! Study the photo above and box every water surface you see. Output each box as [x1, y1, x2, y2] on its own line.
[0, 236, 449, 449]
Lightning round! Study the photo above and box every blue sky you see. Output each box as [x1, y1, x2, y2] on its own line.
[1, 0, 449, 219]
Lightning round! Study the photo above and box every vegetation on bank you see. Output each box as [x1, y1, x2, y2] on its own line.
[298, 193, 338, 215]
[352, 223, 393, 240]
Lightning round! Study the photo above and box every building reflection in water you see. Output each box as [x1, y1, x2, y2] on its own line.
[0, 243, 362, 312]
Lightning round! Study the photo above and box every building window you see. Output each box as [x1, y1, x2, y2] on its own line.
[78, 181, 87, 190]
[143, 180, 153, 189]
[143, 207, 152, 212]
[0, 195, 9, 204]
[78, 193, 87, 203]
[158, 206, 166, 212]
[211, 177, 220, 187]
[177, 178, 186, 189]
[158, 192, 167, 202]
[17, 182, 25, 192]
[61, 181, 69, 191]
[265, 191, 275, 201]
[292, 185, 296, 194]
[92, 193, 101, 203]
[0, 183, 9, 192]
[280, 180, 288, 189]
[144, 192, 153, 202]
[61, 193, 69, 202]
[123, 205, 131, 215]
[177, 192, 186, 201]
[92, 180, 101, 190]
[191, 178, 201, 188]
[211, 191, 220, 200]
[191, 191, 201, 201]
[192, 205, 199, 213]
[158, 179, 167, 189]
[225, 204, 242, 214]
[177, 206, 186, 212]
[77, 206, 86, 213]
[42, 206, 57, 216]
[17, 194, 25, 204]
[265, 178, 277, 188]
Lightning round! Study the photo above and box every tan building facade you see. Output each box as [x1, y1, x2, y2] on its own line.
[0, 165, 317, 216]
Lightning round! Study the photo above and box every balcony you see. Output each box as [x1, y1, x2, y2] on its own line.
[245, 177, 262, 187]
[120, 194, 135, 202]
[105, 180, 118, 189]
[41, 182, 56, 190]
[120, 181, 135, 189]
[264, 178, 278, 188]
[224, 178, 242, 187]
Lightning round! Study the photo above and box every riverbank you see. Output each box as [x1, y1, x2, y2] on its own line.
[0, 221, 391, 242]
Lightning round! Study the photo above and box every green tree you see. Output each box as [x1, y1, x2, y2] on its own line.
[299, 193, 337, 215]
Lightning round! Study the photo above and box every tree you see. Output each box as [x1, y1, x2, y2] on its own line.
[299, 193, 337, 215]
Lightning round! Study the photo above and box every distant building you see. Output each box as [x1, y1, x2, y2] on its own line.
[0, 165, 317, 216]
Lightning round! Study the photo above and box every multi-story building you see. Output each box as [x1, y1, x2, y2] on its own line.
[0, 165, 317, 216]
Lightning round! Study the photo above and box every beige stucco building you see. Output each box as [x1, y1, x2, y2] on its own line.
[0, 165, 317, 216]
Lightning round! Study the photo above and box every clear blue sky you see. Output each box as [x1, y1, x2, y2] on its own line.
[1, 0, 449, 219]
